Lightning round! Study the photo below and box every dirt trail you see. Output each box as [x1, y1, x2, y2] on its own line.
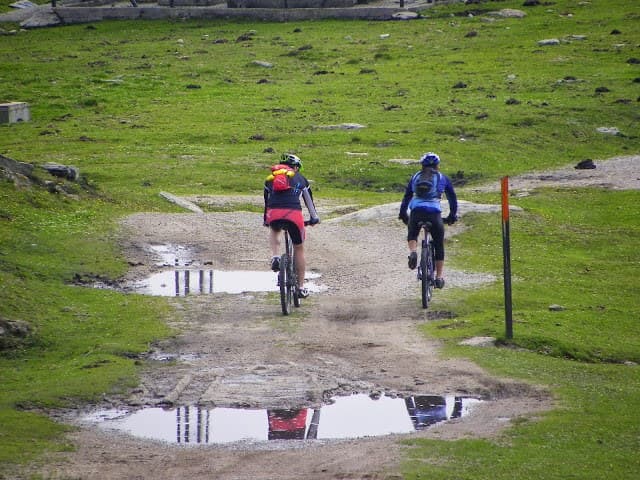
[32, 155, 638, 480]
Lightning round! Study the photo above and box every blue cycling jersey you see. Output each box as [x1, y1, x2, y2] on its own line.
[400, 169, 458, 216]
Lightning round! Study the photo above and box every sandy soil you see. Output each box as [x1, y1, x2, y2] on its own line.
[21, 155, 639, 480]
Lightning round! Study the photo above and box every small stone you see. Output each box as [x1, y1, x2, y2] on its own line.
[596, 126, 620, 136]
[538, 38, 560, 46]
[575, 159, 596, 170]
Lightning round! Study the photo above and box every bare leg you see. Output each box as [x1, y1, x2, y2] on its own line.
[436, 260, 444, 279]
[269, 228, 281, 257]
[293, 243, 305, 288]
[408, 239, 417, 254]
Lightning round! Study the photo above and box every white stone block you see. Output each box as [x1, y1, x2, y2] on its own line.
[0, 102, 30, 124]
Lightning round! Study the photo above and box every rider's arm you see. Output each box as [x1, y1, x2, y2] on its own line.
[443, 176, 458, 219]
[302, 186, 320, 224]
[399, 178, 413, 219]
[263, 183, 271, 225]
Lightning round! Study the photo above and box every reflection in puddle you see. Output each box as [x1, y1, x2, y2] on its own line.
[148, 244, 192, 267]
[134, 269, 276, 296]
[132, 269, 325, 297]
[84, 394, 480, 445]
[130, 244, 327, 297]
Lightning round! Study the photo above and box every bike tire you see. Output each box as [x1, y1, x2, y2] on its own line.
[279, 252, 291, 315]
[421, 240, 434, 309]
[420, 240, 429, 308]
[292, 255, 301, 308]
[426, 242, 435, 304]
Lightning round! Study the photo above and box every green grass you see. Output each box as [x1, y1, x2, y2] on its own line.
[437, 189, 640, 363]
[406, 187, 640, 479]
[403, 355, 640, 479]
[0, 181, 174, 467]
[0, 0, 639, 477]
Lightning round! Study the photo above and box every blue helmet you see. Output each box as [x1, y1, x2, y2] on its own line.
[420, 152, 440, 167]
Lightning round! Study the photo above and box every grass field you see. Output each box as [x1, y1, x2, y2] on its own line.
[1, 0, 639, 477]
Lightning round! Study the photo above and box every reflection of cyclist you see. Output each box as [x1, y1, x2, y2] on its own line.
[267, 408, 308, 440]
[264, 153, 320, 298]
[404, 395, 447, 430]
[399, 152, 458, 289]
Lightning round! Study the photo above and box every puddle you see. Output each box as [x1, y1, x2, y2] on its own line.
[132, 269, 325, 297]
[127, 244, 327, 297]
[82, 394, 480, 445]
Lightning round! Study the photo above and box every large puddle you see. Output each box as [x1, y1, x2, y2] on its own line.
[129, 244, 325, 297]
[83, 394, 480, 445]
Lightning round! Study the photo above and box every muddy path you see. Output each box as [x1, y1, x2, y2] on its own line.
[35, 155, 638, 480]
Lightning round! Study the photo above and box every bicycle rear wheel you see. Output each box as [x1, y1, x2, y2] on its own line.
[421, 240, 434, 309]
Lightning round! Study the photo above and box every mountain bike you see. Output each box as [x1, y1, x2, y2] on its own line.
[278, 227, 300, 315]
[417, 221, 436, 309]
[416, 217, 453, 309]
[277, 220, 314, 315]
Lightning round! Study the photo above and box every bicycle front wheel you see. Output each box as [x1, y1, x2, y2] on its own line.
[292, 255, 301, 308]
[421, 241, 434, 309]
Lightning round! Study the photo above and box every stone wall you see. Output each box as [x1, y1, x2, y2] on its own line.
[226, 0, 357, 8]
[53, 5, 407, 23]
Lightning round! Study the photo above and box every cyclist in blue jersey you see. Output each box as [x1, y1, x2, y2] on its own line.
[399, 152, 458, 289]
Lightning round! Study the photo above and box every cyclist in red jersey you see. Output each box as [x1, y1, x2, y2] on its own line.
[264, 153, 320, 298]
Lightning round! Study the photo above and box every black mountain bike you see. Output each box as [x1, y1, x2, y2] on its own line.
[416, 217, 454, 309]
[417, 221, 437, 309]
[278, 228, 299, 315]
[278, 221, 313, 315]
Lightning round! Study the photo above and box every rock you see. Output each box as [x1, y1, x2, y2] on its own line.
[548, 304, 565, 311]
[10, 0, 37, 8]
[575, 159, 596, 170]
[392, 12, 418, 20]
[19, 8, 61, 29]
[315, 123, 366, 130]
[538, 38, 560, 46]
[0, 317, 33, 350]
[459, 336, 496, 347]
[0, 154, 33, 178]
[491, 9, 527, 18]
[41, 162, 79, 181]
[159, 192, 203, 213]
[252, 60, 273, 68]
[596, 127, 620, 136]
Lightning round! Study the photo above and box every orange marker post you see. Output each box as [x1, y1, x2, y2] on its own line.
[501, 177, 513, 339]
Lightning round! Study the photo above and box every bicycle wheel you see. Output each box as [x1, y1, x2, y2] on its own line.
[421, 239, 434, 309]
[292, 254, 301, 308]
[279, 252, 291, 315]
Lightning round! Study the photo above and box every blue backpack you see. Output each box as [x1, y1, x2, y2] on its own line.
[413, 170, 440, 200]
